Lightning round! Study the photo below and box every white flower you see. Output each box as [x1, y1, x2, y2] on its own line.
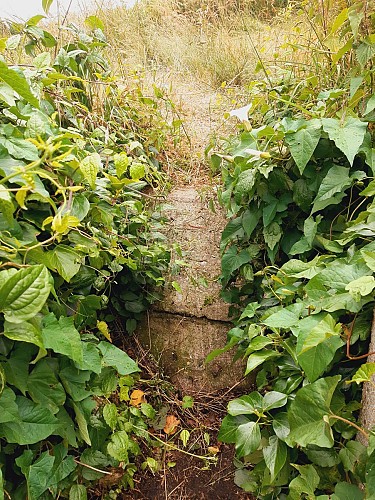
[229, 104, 252, 122]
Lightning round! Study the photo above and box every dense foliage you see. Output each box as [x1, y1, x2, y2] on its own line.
[210, 3, 375, 498]
[0, 14, 176, 499]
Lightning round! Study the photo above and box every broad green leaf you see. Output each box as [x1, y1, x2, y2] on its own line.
[80, 153, 101, 189]
[27, 451, 55, 499]
[220, 217, 244, 251]
[0, 396, 60, 444]
[339, 440, 366, 472]
[6, 34, 21, 50]
[273, 412, 290, 440]
[0, 387, 19, 423]
[2, 343, 33, 395]
[346, 275, 375, 300]
[69, 484, 87, 500]
[228, 392, 263, 416]
[289, 464, 319, 499]
[311, 165, 351, 213]
[218, 415, 249, 443]
[75, 342, 102, 374]
[130, 162, 145, 180]
[348, 363, 375, 384]
[235, 421, 261, 458]
[3, 320, 44, 348]
[0, 265, 51, 323]
[42, 314, 83, 364]
[361, 250, 375, 271]
[245, 350, 280, 375]
[263, 436, 287, 481]
[296, 314, 344, 382]
[235, 169, 257, 195]
[107, 430, 130, 462]
[221, 246, 251, 281]
[263, 303, 303, 328]
[103, 403, 118, 430]
[305, 445, 340, 467]
[98, 342, 139, 375]
[0, 60, 39, 108]
[366, 450, 375, 499]
[0, 137, 39, 161]
[332, 482, 364, 500]
[27, 359, 66, 413]
[288, 376, 341, 448]
[263, 222, 281, 251]
[59, 364, 91, 402]
[322, 117, 367, 166]
[365, 95, 375, 116]
[284, 119, 321, 174]
[263, 391, 288, 411]
[51, 245, 82, 282]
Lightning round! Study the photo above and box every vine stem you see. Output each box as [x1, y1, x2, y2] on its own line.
[329, 414, 369, 439]
[132, 425, 216, 462]
[74, 459, 112, 475]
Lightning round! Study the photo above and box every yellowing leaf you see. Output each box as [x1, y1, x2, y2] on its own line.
[130, 390, 145, 406]
[164, 415, 180, 435]
[97, 320, 112, 342]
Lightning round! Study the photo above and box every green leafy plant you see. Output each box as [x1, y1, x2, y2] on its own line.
[210, 1, 375, 497]
[0, 14, 177, 499]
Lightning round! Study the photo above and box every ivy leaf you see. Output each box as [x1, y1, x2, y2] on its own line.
[25, 451, 55, 499]
[221, 246, 251, 282]
[218, 415, 249, 443]
[42, 314, 83, 364]
[288, 375, 341, 448]
[0, 265, 51, 323]
[289, 464, 319, 499]
[245, 350, 280, 375]
[296, 314, 344, 382]
[346, 275, 375, 300]
[273, 412, 290, 440]
[98, 341, 140, 375]
[339, 440, 366, 472]
[322, 117, 367, 166]
[263, 436, 287, 481]
[263, 222, 282, 251]
[0, 60, 39, 108]
[284, 119, 321, 174]
[228, 393, 264, 416]
[348, 363, 375, 384]
[311, 165, 351, 214]
[235, 421, 261, 458]
[80, 153, 101, 189]
[263, 303, 304, 329]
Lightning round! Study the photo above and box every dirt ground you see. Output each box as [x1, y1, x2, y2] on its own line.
[122, 445, 254, 499]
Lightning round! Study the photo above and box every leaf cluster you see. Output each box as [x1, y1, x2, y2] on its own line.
[211, 3, 375, 498]
[0, 14, 176, 499]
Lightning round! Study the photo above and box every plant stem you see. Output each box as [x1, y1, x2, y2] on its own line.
[329, 414, 369, 439]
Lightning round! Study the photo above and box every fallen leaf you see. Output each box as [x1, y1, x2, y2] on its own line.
[130, 389, 146, 406]
[208, 446, 220, 455]
[164, 415, 180, 435]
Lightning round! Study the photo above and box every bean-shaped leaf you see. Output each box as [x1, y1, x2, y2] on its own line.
[0, 265, 51, 323]
[322, 117, 367, 166]
[348, 363, 375, 384]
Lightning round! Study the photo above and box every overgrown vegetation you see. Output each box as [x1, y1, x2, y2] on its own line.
[0, 11, 182, 499]
[210, 1, 375, 497]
